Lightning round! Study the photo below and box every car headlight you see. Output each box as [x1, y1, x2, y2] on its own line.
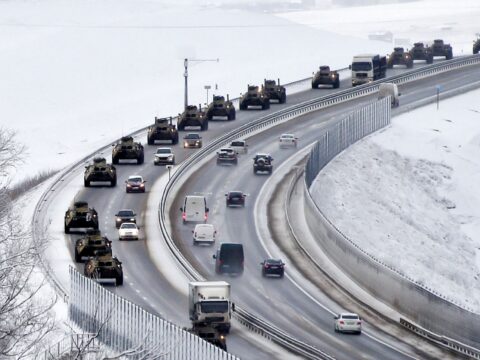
[130, 218, 135, 221]
[184, 142, 188, 147]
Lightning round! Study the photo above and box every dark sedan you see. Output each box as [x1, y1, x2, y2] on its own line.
[261, 259, 285, 277]
[114, 209, 137, 228]
[225, 191, 246, 207]
[125, 175, 146, 193]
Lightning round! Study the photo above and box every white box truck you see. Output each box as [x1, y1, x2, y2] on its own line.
[189, 281, 233, 333]
[350, 54, 387, 86]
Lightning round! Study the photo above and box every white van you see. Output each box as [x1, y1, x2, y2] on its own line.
[180, 195, 209, 223]
[378, 83, 400, 107]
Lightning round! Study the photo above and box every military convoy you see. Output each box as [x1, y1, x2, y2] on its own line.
[263, 79, 286, 104]
[431, 39, 453, 60]
[473, 38, 480, 54]
[206, 95, 236, 120]
[64, 201, 99, 233]
[239, 85, 270, 110]
[387, 47, 413, 68]
[74, 230, 112, 262]
[147, 117, 179, 145]
[112, 136, 144, 164]
[311, 66, 340, 89]
[409, 42, 434, 64]
[178, 105, 208, 131]
[84, 157, 117, 187]
[84, 249, 123, 286]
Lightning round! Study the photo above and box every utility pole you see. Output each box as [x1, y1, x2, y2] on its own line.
[184, 58, 219, 110]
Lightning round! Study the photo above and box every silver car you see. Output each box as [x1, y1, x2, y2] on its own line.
[153, 147, 175, 165]
[334, 313, 362, 334]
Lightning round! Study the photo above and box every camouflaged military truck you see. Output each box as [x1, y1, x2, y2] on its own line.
[387, 47, 413, 68]
[178, 105, 208, 131]
[74, 229, 112, 262]
[206, 95, 236, 120]
[84, 157, 117, 187]
[431, 39, 453, 60]
[409, 42, 434, 64]
[263, 79, 286, 104]
[147, 117, 179, 145]
[473, 38, 480, 54]
[84, 249, 123, 286]
[64, 201, 99, 234]
[239, 85, 270, 110]
[311, 66, 340, 89]
[111, 136, 144, 165]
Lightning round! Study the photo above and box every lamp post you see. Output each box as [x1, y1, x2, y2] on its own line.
[183, 58, 219, 110]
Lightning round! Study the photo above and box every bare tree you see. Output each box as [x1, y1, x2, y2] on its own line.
[0, 127, 56, 358]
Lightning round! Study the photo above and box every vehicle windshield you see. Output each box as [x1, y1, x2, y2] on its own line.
[352, 62, 372, 71]
[229, 192, 243, 197]
[342, 315, 359, 320]
[118, 210, 134, 217]
[185, 134, 200, 139]
[200, 301, 229, 313]
[156, 148, 171, 154]
[265, 259, 283, 265]
[121, 223, 137, 229]
[230, 141, 245, 147]
[281, 134, 294, 139]
[128, 177, 142, 183]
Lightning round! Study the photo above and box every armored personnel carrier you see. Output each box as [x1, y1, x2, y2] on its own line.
[178, 105, 208, 131]
[409, 42, 434, 64]
[263, 79, 286, 104]
[112, 136, 144, 165]
[64, 201, 99, 234]
[387, 47, 413, 68]
[474, 38, 480, 54]
[311, 66, 340, 89]
[74, 230, 112, 262]
[147, 117, 179, 145]
[239, 85, 270, 110]
[431, 39, 453, 60]
[84, 157, 117, 187]
[206, 95, 236, 120]
[253, 153, 273, 175]
[84, 250, 123, 286]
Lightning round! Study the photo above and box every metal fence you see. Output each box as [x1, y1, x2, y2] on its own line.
[305, 97, 391, 187]
[37, 334, 100, 360]
[68, 267, 239, 360]
[303, 98, 480, 355]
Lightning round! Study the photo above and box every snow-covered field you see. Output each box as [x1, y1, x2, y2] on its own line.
[311, 88, 480, 312]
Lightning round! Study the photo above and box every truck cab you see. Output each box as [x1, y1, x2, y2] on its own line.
[351, 54, 387, 86]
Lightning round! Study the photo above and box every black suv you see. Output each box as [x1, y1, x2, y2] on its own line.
[261, 259, 285, 277]
[253, 153, 273, 175]
[114, 209, 137, 228]
[225, 191, 246, 207]
[213, 243, 244, 275]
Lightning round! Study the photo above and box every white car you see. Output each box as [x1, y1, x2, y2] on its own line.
[118, 222, 139, 241]
[279, 133, 298, 147]
[153, 147, 175, 165]
[334, 313, 362, 334]
[229, 139, 248, 154]
[192, 224, 216, 245]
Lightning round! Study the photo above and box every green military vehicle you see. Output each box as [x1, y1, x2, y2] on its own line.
[263, 79, 286, 104]
[311, 66, 340, 89]
[473, 38, 480, 54]
[387, 47, 413, 68]
[112, 136, 144, 165]
[409, 42, 434, 64]
[64, 201, 99, 234]
[84, 157, 117, 187]
[239, 85, 270, 110]
[147, 117, 179, 145]
[206, 95, 236, 120]
[431, 39, 453, 60]
[74, 229, 112, 262]
[178, 105, 208, 131]
[84, 249, 123, 286]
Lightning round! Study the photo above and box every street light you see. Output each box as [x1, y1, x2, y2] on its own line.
[204, 85, 211, 105]
[184, 58, 219, 110]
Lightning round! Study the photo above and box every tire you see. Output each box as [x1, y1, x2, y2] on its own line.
[116, 274, 123, 286]
[239, 102, 247, 110]
[334, 79, 340, 89]
[177, 124, 185, 131]
[253, 168, 257, 174]
[427, 56, 433, 64]
[446, 52, 453, 60]
[64, 224, 70, 234]
[74, 249, 81, 262]
[207, 113, 213, 120]
[229, 110, 236, 120]
[387, 62, 393, 69]
[112, 156, 119, 165]
[311, 82, 317, 89]
[84, 179, 90, 187]
[111, 177, 117, 187]
[147, 136, 154, 145]
[280, 93, 286, 104]
[193, 239, 197, 246]
[137, 154, 144, 164]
